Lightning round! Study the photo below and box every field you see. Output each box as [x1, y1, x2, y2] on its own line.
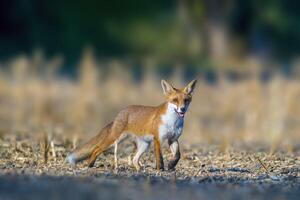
[0, 137, 299, 199]
[0, 52, 300, 199]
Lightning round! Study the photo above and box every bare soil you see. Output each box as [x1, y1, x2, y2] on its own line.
[0, 135, 299, 200]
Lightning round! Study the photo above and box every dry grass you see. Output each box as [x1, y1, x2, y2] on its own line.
[1, 50, 300, 151]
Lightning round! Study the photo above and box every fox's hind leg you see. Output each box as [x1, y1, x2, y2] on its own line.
[88, 146, 103, 167]
[87, 121, 125, 168]
[88, 138, 121, 168]
[133, 138, 150, 171]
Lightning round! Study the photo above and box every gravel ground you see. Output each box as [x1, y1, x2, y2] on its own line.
[0, 136, 299, 200]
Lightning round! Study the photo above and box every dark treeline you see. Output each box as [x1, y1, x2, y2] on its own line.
[0, 0, 300, 68]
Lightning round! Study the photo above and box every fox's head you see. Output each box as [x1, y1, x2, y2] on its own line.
[161, 79, 197, 117]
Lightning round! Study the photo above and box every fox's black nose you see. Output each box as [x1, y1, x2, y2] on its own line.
[179, 107, 186, 112]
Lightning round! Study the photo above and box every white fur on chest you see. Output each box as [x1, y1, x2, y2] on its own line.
[159, 103, 184, 142]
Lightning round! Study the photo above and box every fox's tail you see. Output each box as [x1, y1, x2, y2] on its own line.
[67, 122, 113, 165]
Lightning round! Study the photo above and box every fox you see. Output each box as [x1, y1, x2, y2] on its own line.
[67, 79, 197, 171]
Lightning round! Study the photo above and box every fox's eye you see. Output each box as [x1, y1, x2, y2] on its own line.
[172, 98, 178, 103]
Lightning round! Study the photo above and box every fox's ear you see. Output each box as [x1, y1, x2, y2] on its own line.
[184, 79, 197, 95]
[161, 79, 175, 95]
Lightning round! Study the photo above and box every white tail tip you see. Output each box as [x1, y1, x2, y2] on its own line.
[67, 153, 77, 165]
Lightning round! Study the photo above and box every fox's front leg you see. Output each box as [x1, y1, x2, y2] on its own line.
[167, 139, 180, 171]
[154, 138, 164, 171]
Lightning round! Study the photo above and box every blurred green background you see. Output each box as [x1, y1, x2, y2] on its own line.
[1, 0, 300, 71]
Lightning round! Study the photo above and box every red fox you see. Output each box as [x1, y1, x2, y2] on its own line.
[67, 79, 197, 171]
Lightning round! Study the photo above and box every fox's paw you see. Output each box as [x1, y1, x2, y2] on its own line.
[156, 163, 165, 171]
[167, 166, 176, 171]
[87, 158, 96, 168]
[167, 163, 176, 171]
[156, 166, 165, 171]
[133, 160, 145, 172]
